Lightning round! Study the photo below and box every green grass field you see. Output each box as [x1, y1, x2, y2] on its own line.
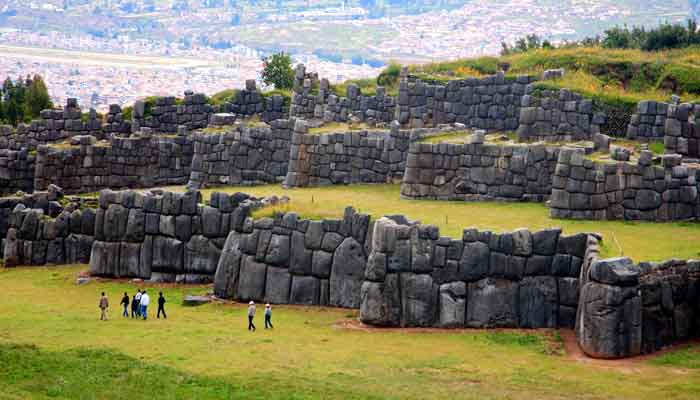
[0, 265, 698, 400]
[160, 183, 700, 262]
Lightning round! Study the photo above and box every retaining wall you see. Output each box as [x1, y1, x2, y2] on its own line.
[0, 149, 36, 196]
[550, 148, 699, 221]
[664, 102, 700, 158]
[132, 92, 213, 133]
[283, 120, 411, 187]
[220, 80, 288, 122]
[88, 189, 255, 283]
[33, 132, 194, 194]
[400, 140, 560, 202]
[360, 217, 592, 328]
[516, 88, 605, 141]
[626, 100, 668, 141]
[213, 207, 371, 308]
[187, 119, 293, 189]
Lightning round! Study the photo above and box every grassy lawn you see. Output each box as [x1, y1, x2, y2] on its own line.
[0, 265, 699, 399]
[159, 183, 700, 262]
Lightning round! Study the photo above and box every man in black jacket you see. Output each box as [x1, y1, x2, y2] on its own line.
[157, 292, 167, 319]
[120, 292, 129, 318]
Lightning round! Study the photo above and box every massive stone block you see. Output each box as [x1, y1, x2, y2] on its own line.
[400, 273, 438, 327]
[184, 235, 221, 276]
[290, 275, 320, 305]
[265, 266, 292, 304]
[360, 274, 401, 326]
[438, 282, 467, 327]
[518, 276, 558, 328]
[236, 255, 267, 302]
[330, 237, 367, 308]
[466, 278, 519, 328]
[213, 232, 243, 299]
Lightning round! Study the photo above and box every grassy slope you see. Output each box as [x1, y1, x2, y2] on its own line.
[156, 183, 700, 262]
[0, 266, 698, 400]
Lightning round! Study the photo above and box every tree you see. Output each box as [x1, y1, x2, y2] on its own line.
[25, 75, 52, 118]
[261, 52, 294, 90]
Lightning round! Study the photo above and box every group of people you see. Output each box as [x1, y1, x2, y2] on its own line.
[99, 291, 274, 330]
[98, 290, 166, 321]
[247, 301, 273, 331]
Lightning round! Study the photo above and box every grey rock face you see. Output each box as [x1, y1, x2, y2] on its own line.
[518, 276, 558, 328]
[290, 275, 320, 305]
[330, 237, 367, 308]
[236, 256, 267, 302]
[590, 257, 640, 286]
[360, 274, 401, 326]
[265, 266, 292, 304]
[438, 282, 467, 327]
[400, 273, 438, 327]
[466, 278, 519, 328]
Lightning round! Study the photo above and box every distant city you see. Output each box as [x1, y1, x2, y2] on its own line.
[0, 0, 692, 112]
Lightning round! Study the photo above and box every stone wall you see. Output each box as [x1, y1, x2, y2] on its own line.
[213, 207, 371, 308]
[550, 148, 700, 221]
[397, 72, 536, 130]
[3, 205, 96, 267]
[626, 100, 668, 141]
[576, 256, 699, 358]
[88, 189, 254, 283]
[283, 120, 411, 187]
[360, 217, 593, 328]
[400, 139, 560, 202]
[33, 131, 194, 194]
[220, 80, 288, 123]
[516, 88, 606, 141]
[187, 119, 293, 189]
[132, 92, 214, 133]
[664, 102, 700, 159]
[0, 149, 36, 196]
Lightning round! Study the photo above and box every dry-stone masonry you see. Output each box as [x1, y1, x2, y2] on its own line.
[220, 80, 288, 122]
[397, 72, 536, 130]
[517, 88, 606, 141]
[132, 92, 213, 133]
[89, 189, 256, 283]
[550, 148, 700, 220]
[213, 207, 371, 308]
[33, 130, 194, 194]
[360, 217, 591, 328]
[283, 120, 411, 187]
[0, 149, 36, 196]
[664, 102, 700, 159]
[187, 119, 293, 189]
[626, 100, 668, 140]
[401, 139, 561, 202]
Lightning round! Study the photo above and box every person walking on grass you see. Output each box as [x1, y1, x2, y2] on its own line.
[247, 301, 256, 331]
[134, 289, 142, 317]
[99, 292, 109, 321]
[131, 290, 140, 318]
[140, 290, 150, 320]
[264, 303, 273, 329]
[120, 292, 129, 318]
[157, 292, 167, 319]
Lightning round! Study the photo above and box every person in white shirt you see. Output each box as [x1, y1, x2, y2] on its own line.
[134, 290, 142, 317]
[139, 290, 150, 320]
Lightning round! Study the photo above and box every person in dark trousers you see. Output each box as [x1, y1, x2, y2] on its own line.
[247, 301, 256, 331]
[140, 290, 150, 320]
[120, 292, 130, 317]
[264, 303, 273, 329]
[131, 290, 140, 318]
[99, 292, 109, 321]
[157, 292, 167, 319]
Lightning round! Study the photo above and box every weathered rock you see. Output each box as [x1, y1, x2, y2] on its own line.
[438, 282, 467, 327]
[466, 278, 519, 328]
[290, 275, 320, 305]
[360, 274, 401, 326]
[400, 273, 438, 327]
[264, 266, 292, 304]
[330, 237, 366, 308]
[519, 276, 558, 328]
[236, 255, 267, 302]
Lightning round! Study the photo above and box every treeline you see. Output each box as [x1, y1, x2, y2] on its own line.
[0, 75, 52, 126]
[502, 19, 700, 55]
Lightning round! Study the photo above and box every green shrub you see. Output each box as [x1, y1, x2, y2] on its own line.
[657, 64, 700, 94]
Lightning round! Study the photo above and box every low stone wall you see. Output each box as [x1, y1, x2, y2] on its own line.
[89, 189, 254, 283]
[626, 100, 668, 141]
[214, 207, 371, 308]
[576, 257, 699, 358]
[517, 88, 605, 141]
[0, 149, 36, 196]
[283, 120, 411, 187]
[187, 119, 293, 189]
[34, 132, 194, 194]
[664, 103, 700, 159]
[400, 140, 560, 202]
[360, 217, 593, 328]
[133, 92, 213, 133]
[550, 148, 699, 220]
[3, 205, 95, 267]
[397, 72, 536, 130]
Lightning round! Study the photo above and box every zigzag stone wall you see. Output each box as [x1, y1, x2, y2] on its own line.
[89, 189, 255, 283]
[400, 140, 560, 201]
[360, 217, 593, 328]
[516, 88, 606, 141]
[550, 148, 700, 220]
[213, 207, 371, 308]
[187, 119, 293, 189]
[283, 120, 411, 187]
[33, 132, 194, 194]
